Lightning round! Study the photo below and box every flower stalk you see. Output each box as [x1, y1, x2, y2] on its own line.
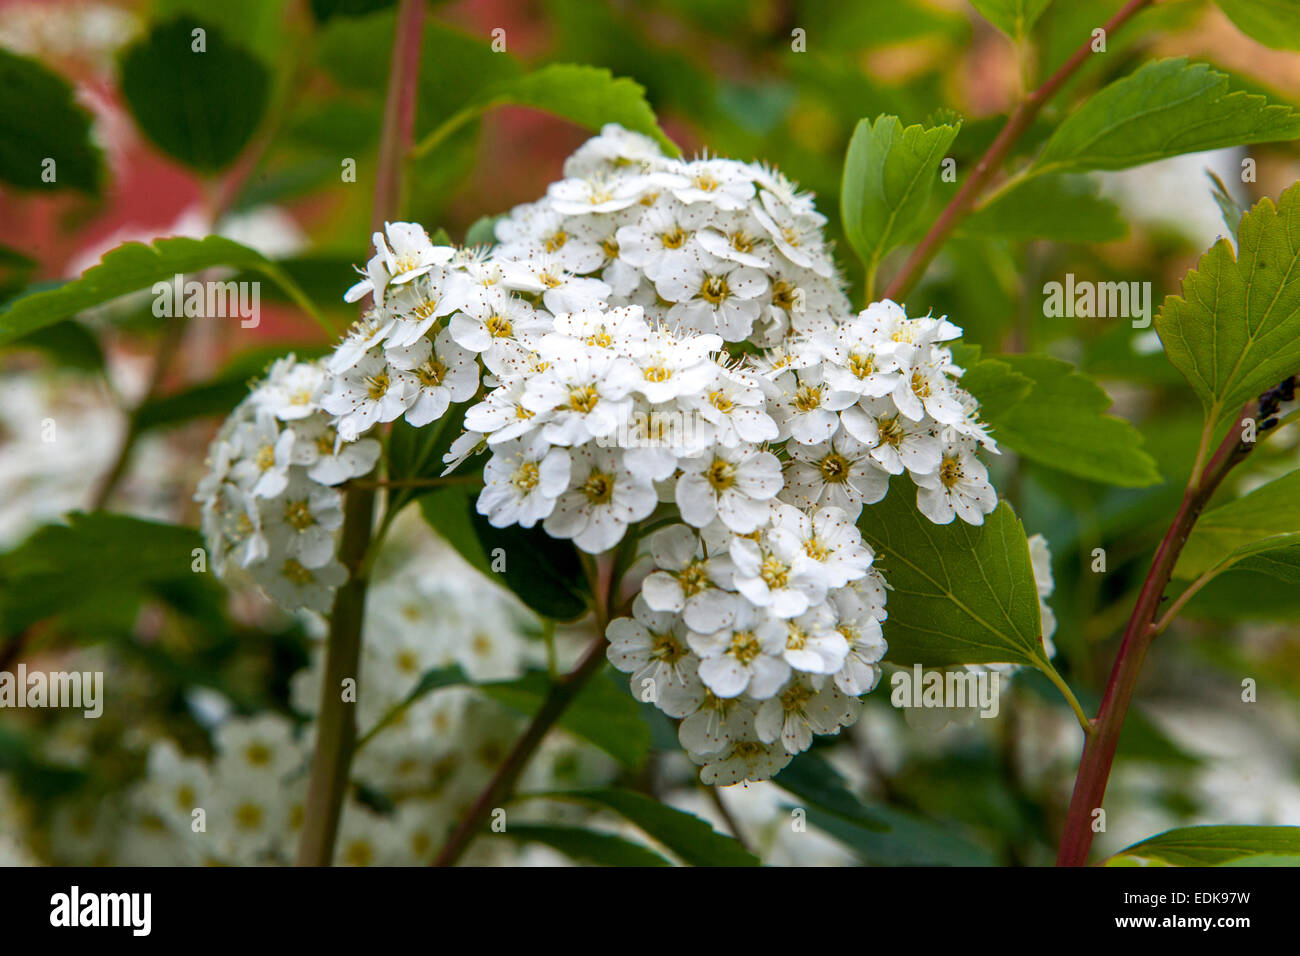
[294, 0, 426, 866]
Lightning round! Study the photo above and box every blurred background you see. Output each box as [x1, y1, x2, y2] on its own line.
[2, 0, 1299, 866]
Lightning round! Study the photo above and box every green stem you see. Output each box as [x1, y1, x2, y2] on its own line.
[294, 0, 427, 866]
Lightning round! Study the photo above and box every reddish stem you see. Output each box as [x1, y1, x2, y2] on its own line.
[1057, 405, 1256, 866]
[882, 0, 1154, 303]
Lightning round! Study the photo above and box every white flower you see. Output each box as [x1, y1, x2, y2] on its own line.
[230, 410, 295, 498]
[447, 285, 548, 370]
[913, 438, 998, 525]
[261, 554, 347, 612]
[841, 397, 942, 477]
[387, 326, 479, 427]
[615, 199, 715, 283]
[321, 351, 413, 441]
[675, 443, 782, 533]
[772, 503, 873, 590]
[829, 586, 887, 696]
[658, 260, 769, 341]
[345, 221, 454, 306]
[653, 158, 756, 211]
[755, 677, 858, 754]
[782, 428, 889, 517]
[477, 437, 571, 529]
[687, 602, 790, 699]
[678, 362, 778, 446]
[770, 365, 857, 445]
[261, 472, 343, 569]
[729, 520, 828, 619]
[521, 348, 638, 446]
[691, 728, 792, 785]
[605, 596, 706, 718]
[639, 524, 737, 632]
[776, 602, 850, 675]
[542, 444, 656, 553]
[289, 418, 381, 485]
[382, 266, 474, 349]
[254, 358, 326, 420]
[498, 255, 610, 313]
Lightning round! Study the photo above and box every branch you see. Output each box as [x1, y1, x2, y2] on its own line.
[1056, 403, 1256, 867]
[432, 557, 617, 866]
[294, 0, 426, 866]
[882, 0, 1154, 302]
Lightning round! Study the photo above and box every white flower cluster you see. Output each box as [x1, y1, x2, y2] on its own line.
[133, 527, 615, 865]
[197, 124, 1004, 783]
[195, 355, 379, 612]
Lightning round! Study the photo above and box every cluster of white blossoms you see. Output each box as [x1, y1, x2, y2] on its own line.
[197, 124, 1004, 784]
[195, 355, 379, 612]
[131, 526, 615, 865]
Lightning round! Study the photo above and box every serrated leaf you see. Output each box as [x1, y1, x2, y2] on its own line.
[1035, 58, 1300, 174]
[856, 482, 1045, 667]
[948, 345, 1034, 420]
[0, 236, 271, 346]
[970, 0, 1054, 41]
[532, 788, 760, 866]
[841, 115, 960, 289]
[1109, 825, 1300, 866]
[483, 671, 649, 768]
[1175, 471, 1300, 578]
[0, 49, 104, 194]
[960, 173, 1126, 241]
[497, 823, 672, 866]
[1156, 182, 1300, 436]
[964, 353, 1162, 487]
[482, 64, 677, 154]
[119, 17, 271, 172]
[1216, 0, 1300, 51]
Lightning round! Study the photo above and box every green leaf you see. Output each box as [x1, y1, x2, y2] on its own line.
[965, 353, 1162, 487]
[1, 320, 104, 371]
[1175, 472, 1300, 578]
[960, 173, 1126, 242]
[1206, 169, 1245, 236]
[417, 63, 678, 158]
[119, 17, 271, 172]
[357, 665, 471, 748]
[418, 486, 591, 621]
[134, 344, 328, 432]
[1108, 825, 1300, 866]
[483, 671, 649, 768]
[1035, 58, 1300, 174]
[856, 481, 1046, 667]
[531, 788, 760, 866]
[0, 236, 271, 346]
[153, 0, 291, 65]
[0, 513, 210, 634]
[949, 345, 1033, 420]
[1216, 0, 1300, 50]
[970, 0, 1054, 41]
[497, 823, 672, 866]
[0, 49, 104, 194]
[310, 0, 396, 22]
[1156, 182, 1300, 436]
[840, 114, 961, 288]
[465, 214, 503, 248]
[775, 755, 994, 865]
[774, 751, 887, 830]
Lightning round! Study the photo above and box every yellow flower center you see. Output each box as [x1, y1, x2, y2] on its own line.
[417, 359, 447, 388]
[282, 559, 314, 585]
[660, 226, 686, 249]
[567, 384, 600, 413]
[704, 457, 736, 491]
[728, 630, 761, 664]
[485, 312, 513, 338]
[819, 451, 850, 483]
[512, 461, 540, 492]
[761, 554, 790, 589]
[939, 455, 963, 489]
[365, 371, 390, 400]
[582, 469, 615, 505]
[700, 274, 730, 306]
[793, 384, 823, 412]
[284, 499, 315, 530]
